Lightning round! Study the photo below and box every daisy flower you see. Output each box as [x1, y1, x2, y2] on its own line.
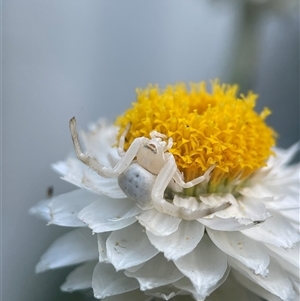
[31, 81, 299, 301]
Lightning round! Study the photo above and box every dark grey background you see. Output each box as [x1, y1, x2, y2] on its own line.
[2, 1, 299, 301]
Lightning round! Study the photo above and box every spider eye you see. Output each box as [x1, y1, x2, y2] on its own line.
[144, 143, 157, 154]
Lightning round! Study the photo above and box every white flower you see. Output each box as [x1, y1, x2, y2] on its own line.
[31, 82, 299, 301]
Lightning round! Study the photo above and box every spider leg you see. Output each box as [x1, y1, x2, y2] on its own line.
[151, 156, 180, 215]
[69, 117, 145, 178]
[165, 137, 173, 151]
[150, 131, 167, 139]
[173, 164, 216, 188]
[152, 158, 226, 220]
[117, 123, 131, 157]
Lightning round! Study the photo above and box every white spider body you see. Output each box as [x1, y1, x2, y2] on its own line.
[70, 117, 228, 220]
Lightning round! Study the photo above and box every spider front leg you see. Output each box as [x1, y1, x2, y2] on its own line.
[173, 163, 216, 188]
[151, 156, 228, 220]
[117, 123, 131, 157]
[69, 117, 146, 178]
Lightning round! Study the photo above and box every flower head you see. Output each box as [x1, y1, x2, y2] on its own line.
[116, 81, 276, 186]
[31, 81, 299, 301]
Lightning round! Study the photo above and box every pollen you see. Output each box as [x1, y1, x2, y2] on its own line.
[115, 81, 276, 186]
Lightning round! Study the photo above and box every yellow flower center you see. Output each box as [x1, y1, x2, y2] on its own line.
[115, 81, 276, 191]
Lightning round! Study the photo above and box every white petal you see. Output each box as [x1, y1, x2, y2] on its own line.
[145, 285, 188, 300]
[229, 257, 295, 301]
[61, 261, 96, 292]
[241, 210, 300, 248]
[198, 194, 270, 231]
[137, 209, 181, 236]
[261, 195, 300, 229]
[29, 199, 51, 222]
[106, 222, 159, 271]
[125, 253, 184, 290]
[237, 196, 272, 222]
[53, 158, 127, 199]
[47, 189, 102, 227]
[146, 220, 204, 260]
[36, 228, 98, 272]
[272, 142, 300, 167]
[208, 272, 274, 301]
[173, 268, 229, 301]
[78, 197, 141, 233]
[80, 120, 119, 165]
[101, 290, 150, 301]
[264, 242, 300, 280]
[207, 229, 270, 276]
[97, 232, 110, 263]
[81, 172, 127, 199]
[92, 262, 139, 299]
[198, 216, 253, 231]
[232, 271, 285, 301]
[265, 242, 299, 267]
[174, 235, 228, 299]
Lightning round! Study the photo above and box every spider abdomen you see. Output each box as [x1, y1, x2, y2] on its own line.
[118, 163, 156, 209]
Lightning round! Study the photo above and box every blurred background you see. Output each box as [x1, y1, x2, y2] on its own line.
[2, 0, 299, 300]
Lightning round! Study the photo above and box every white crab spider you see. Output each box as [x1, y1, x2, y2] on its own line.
[70, 117, 227, 220]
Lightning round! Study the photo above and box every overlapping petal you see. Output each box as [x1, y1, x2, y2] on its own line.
[106, 222, 159, 271]
[42, 189, 100, 227]
[61, 261, 96, 292]
[198, 194, 271, 231]
[241, 210, 300, 248]
[78, 197, 141, 232]
[53, 159, 127, 199]
[137, 209, 181, 236]
[92, 262, 139, 299]
[125, 253, 184, 290]
[146, 220, 204, 260]
[207, 229, 270, 276]
[174, 235, 228, 299]
[36, 228, 98, 273]
[229, 258, 295, 301]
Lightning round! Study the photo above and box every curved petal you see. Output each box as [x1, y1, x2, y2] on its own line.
[270, 142, 300, 168]
[174, 235, 228, 299]
[198, 194, 270, 231]
[97, 232, 111, 263]
[199, 216, 255, 231]
[29, 199, 51, 222]
[102, 289, 150, 301]
[241, 210, 300, 248]
[125, 253, 184, 290]
[264, 242, 300, 280]
[92, 262, 139, 299]
[53, 158, 127, 199]
[232, 270, 284, 301]
[78, 197, 141, 233]
[229, 257, 295, 301]
[47, 189, 101, 227]
[205, 272, 263, 301]
[207, 229, 270, 276]
[36, 228, 98, 273]
[61, 261, 96, 292]
[106, 222, 159, 271]
[81, 173, 127, 199]
[137, 209, 181, 236]
[173, 267, 230, 301]
[80, 120, 119, 165]
[265, 242, 299, 268]
[145, 285, 189, 300]
[146, 220, 204, 260]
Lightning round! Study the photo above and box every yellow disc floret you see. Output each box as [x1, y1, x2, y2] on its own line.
[115, 81, 276, 187]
